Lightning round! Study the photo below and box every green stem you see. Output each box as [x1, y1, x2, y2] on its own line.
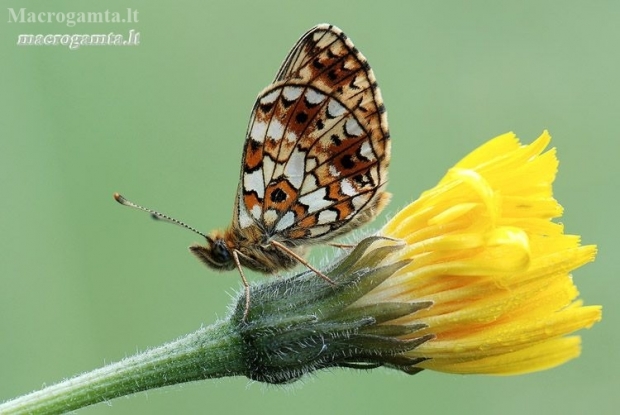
[0, 320, 244, 415]
[0, 237, 427, 412]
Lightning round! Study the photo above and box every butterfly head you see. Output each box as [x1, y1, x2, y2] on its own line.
[189, 231, 236, 271]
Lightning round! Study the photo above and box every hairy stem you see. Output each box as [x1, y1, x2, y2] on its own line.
[0, 321, 243, 415]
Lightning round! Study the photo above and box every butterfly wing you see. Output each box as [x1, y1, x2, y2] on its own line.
[233, 24, 390, 244]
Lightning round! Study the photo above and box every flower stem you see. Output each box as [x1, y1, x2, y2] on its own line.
[0, 320, 244, 415]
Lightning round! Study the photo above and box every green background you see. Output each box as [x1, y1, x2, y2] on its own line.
[1, 1, 616, 414]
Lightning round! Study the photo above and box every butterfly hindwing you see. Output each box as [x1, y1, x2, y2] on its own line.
[234, 24, 390, 244]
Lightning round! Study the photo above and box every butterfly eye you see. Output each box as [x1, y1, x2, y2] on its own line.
[211, 239, 231, 264]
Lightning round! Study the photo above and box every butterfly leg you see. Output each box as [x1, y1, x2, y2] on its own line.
[232, 250, 251, 321]
[270, 240, 336, 286]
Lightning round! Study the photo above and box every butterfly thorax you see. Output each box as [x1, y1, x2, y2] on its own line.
[189, 225, 307, 274]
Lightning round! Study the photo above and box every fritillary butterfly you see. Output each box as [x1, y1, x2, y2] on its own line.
[115, 24, 390, 315]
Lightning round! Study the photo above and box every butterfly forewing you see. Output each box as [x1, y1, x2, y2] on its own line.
[234, 24, 390, 244]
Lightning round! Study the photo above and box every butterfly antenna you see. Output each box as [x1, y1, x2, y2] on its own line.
[113, 192, 209, 240]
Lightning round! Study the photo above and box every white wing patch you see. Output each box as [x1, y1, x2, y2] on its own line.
[244, 169, 264, 198]
[345, 118, 363, 137]
[272, 162, 285, 180]
[340, 179, 357, 197]
[329, 165, 340, 178]
[300, 187, 332, 213]
[317, 209, 338, 225]
[306, 157, 317, 171]
[262, 160, 275, 187]
[327, 99, 346, 118]
[250, 120, 267, 143]
[300, 173, 319, 195]
[283, 86, 303, 101]
[360, 141, 374, 160]
[237, 194, 254, 228]
[305, 89, 326, 105]
[267, 119, 285, 140]
[251, 204, 262, 221]
[263, 209, 278, 226]
[285, 130, 298, 143]
[275, 211, 295, 231]
[284, 147, 305, 189]
[261, 89, 280, 104]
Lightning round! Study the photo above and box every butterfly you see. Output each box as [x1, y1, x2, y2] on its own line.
[115, 24, 390, 316]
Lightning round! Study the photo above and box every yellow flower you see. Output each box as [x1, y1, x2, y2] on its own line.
[357, 130, 601, 375]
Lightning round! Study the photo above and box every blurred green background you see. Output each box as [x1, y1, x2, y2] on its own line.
[1, 1, 617, 414]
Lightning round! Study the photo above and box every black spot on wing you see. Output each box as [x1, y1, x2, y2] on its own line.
[270, 188, 287, 203]
[312, 58, 324, 69]
[341, 154, 355, 169]
[296, 112, 308, 124]
[260, 102, 274, 113]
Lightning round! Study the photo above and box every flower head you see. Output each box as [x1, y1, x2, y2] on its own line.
[235, 131, 601, 382]
[358, 130, 601, 375]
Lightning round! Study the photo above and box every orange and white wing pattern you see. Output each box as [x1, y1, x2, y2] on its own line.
[234, 24, 390, 244]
